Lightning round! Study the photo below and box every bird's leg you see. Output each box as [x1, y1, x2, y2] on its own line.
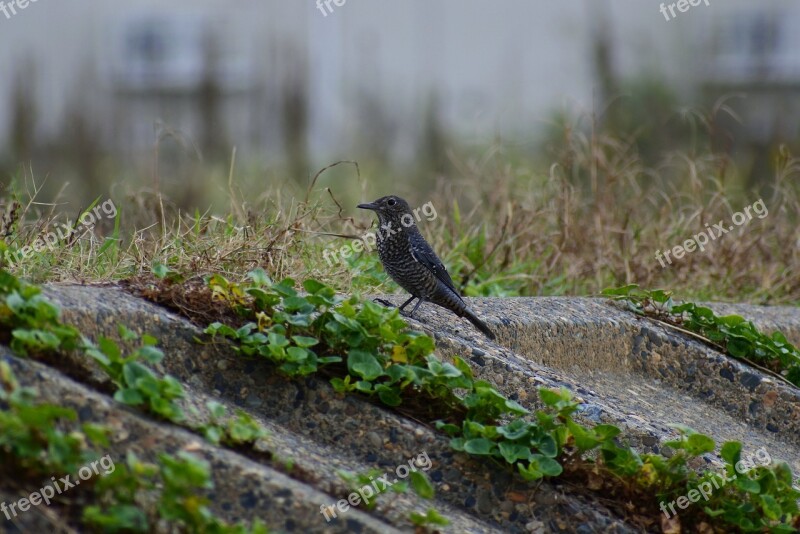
[406, 298, 425, 318]
[373, 298, 396, 307]
[397, 295, 417, 313]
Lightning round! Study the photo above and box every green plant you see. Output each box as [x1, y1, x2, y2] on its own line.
[603, 284, 800, 386]
[337, 469, 407, 511]
[205, 272, 341, 377]
[0, 360, 110, 475]
[409, 508, 450, 529]
[703, 441, 799, 532]
[1, 358, 267, 533]
[84, 451, 270, 533]
[204, 273, 800, 531]
[84, 325, 186, 422]
[0, 269, 187, 423]
[0, 269, 80, 354]
[408, 470, 435, 500]
[199, 400, 268, 446]
[2, 274, 265, 449]
[204, 270, 467, 414]
[0, 270, 269, 532]
[152, 261, 186, 284]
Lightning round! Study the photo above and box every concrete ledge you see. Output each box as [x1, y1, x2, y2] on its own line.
[390, 295, 800, 476]
[12, 285, 796, 532]
[36, 286, 634, 533]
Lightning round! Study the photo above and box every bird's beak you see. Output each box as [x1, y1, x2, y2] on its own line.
[357, 202, 378, 210]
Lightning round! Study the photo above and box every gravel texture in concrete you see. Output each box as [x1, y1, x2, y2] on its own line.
[1, 285, 797, 533]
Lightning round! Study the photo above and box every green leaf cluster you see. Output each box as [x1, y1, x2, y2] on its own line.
[0, 270, 268, 532]
[84, 325, 185, 422]
[206, 274, 800, 530]
[602, 284, 800, 386]
[84, 450, 269, 533]
[0, 360, 110, 476]
[199, 400, 268, 446]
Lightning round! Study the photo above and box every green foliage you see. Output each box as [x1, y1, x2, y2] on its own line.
[440, 220, 530, 298]
[602, 285, 800, 386]
[1, 358, 266, 533]
[84, 325, 185, 422]
[337, 469, 407, 511]
[409, 470, 435, 500]
[652, 432, 800, 532]
[199, 400, 268, 446]
[0, 264, 268, 455]
[0, 270, 268, 449]
[701, 448, 800, 532]
[96, 201, 122, 265]
[85, 451, 269, 533]
[337, 466, 434, 518]
[206, 274, 800, 531]
[80, 324, 267, 448]
[409, 507, 450, 528]
[0, 269, 187, 423]
[152, 262, 186, 283]
[204, 269, 467, 412]
[0, 270, 80, 354]
[0, 269, 268, 532]
[205, 271, 340, 376]
[0, 360, 109, 475]
[344, 252, 389, 291]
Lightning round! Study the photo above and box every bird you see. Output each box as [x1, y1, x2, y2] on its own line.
[357, 195, 496, 340]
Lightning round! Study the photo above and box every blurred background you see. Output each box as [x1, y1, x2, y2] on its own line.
[2, 0, 799, 198]
[0, 0, 797, 301]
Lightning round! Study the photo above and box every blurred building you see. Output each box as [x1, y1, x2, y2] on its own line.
[0, 0, 797, 168]
[700, 1, 800, 144]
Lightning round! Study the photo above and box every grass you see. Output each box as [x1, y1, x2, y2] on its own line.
[0, 114, 798, 304]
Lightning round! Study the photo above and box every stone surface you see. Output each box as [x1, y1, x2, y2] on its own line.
[1, 285, 798, 533]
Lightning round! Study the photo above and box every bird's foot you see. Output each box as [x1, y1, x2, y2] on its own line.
[375, 297, 420, 319]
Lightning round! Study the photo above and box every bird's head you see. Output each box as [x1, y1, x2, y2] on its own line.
[357, 195, 414, 226]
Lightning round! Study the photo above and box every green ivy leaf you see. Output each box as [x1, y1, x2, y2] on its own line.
[497, 419, 531, 440]
[248, 268, 272, 287]
[375, 385, 402, 406]
[518, 455, 562, 480]
[720, 441, 742, 466]
[498, 441, 532, 464]
[409, 471, 435, 499]
[463, 438, 495, 455]
[735, 476, 761, 494]
[115, 388, 144, 406]
[347, 350, 384, 381]
[286, 346, 309, 362]
[292, 335, 319, 348]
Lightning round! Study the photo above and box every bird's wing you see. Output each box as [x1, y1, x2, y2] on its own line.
[409, 238, 463, 298]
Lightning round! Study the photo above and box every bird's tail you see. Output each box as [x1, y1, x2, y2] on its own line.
[463, 307, 496, 340]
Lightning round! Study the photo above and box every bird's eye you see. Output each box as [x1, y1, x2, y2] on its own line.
[387, 198, 397, 206]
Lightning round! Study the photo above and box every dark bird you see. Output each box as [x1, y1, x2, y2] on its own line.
[357, 195, 496, 340]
